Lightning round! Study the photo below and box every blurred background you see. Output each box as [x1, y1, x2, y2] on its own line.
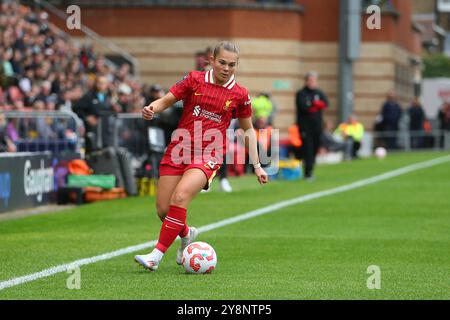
[1, 0, 450, 212]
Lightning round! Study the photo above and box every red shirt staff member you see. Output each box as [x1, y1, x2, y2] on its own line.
[135, 41, 268, 271]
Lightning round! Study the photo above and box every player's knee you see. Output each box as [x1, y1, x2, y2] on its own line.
[156, 203, 168, 221]
[171, 190, 190, 207]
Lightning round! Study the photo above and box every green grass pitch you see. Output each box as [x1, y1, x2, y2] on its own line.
[0, 151, 449, 299]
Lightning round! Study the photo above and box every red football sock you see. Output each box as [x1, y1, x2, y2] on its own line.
[179, 224, 190, 238]
[155, 205, 187, 253]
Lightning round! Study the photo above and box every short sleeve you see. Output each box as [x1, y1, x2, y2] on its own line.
[234, 91, 252, 119]
[169, 72, 195, 101]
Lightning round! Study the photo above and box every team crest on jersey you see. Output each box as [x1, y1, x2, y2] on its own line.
[224, 99, 233, 111]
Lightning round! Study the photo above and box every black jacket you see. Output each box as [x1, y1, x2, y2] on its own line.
[408, 105, 425, 131]
[295, 86, 328, 131]
[73, 90, 117, 149]
[74, 90, 115, 129]
[381, 101, 402, 130]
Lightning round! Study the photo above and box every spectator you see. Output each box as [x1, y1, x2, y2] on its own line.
[37, 80, 56, 105]
[18, 65, 34, 94]
[74, 76, 117, 152]
[438, 102, 450, 148]
[319, 120, 350, 159]
[194, 47, 213, 72]
[252, 92, 273, 125]
[115, 83, 132, 112]
[380, 90, 402, 149]
[295, 71, 328, 181]
[33, 99, 55, 139]
[115, 63, 131, 83]
[6, 118, 20, 144]
[0, 113, 17, 152]
[408, 97, 425, 149]
[157, 86, 183, 147]
[24, 85, 40, 107]
[334, 114, 364, 159]
[10, 49, 23, 75]
[144, 84, 163, 106]
[1, 48, 15, 84]
[195, 49, 210, 71]
[6, 86, 23, 107]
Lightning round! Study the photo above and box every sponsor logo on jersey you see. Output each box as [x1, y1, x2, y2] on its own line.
[192, 105, 221, 123]
[193, 105, 201, 117]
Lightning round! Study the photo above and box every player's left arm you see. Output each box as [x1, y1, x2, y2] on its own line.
[238, 117, 268, 185]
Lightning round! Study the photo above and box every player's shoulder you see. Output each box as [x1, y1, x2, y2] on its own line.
[231, 81, 249, 97]
[231, 82, 251, 106]
[187, 70, 205, 82]
[174, 71, 204, 86]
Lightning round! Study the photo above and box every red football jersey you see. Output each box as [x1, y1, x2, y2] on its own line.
[163, 70, 252, 165]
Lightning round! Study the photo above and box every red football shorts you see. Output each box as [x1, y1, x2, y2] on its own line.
[159, 157, 221, 190]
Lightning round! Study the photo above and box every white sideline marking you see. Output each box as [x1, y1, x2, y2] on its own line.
[1, 155, 449, 291]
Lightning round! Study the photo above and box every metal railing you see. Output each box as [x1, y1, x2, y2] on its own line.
[371, 130, 450, 151]
[110, 114, 450, 159]
[2, 110, 84, 154]
[113, 113, 163, 158]
[8, 111, 440, 159]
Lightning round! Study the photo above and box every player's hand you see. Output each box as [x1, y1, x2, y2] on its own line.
[142, 105, 155, 120]
[255, 167, 268, 185]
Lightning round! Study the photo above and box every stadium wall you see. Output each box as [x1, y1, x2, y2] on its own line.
[48, 1, 421, 135]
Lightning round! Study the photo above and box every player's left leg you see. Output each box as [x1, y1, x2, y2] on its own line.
[135, 169, 207, 271]
[173, 164, 219, 264]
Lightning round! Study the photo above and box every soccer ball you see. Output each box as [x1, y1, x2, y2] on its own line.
[375, 147, 387, 159]
[182, 241, 217, 274]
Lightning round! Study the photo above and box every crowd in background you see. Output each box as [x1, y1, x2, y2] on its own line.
[1, 1, 450, 162]
[0, 1, 166, 153]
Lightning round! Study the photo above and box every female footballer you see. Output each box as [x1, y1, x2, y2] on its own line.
[135, 41, 268, 271]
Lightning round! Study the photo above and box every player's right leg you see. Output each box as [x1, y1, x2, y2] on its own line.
[156, 175, 183, 221]
[134, 168, 183, 271]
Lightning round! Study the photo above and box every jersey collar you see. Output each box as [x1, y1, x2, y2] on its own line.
[205, 70, 235, 89]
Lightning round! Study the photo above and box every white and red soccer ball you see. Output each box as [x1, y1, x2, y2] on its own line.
[374, 147, 387, 159]
[182, 241, 217, 274]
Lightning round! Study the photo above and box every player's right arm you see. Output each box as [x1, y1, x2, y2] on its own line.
[142, 92, 178, 120]
[143, 72, 196, 120]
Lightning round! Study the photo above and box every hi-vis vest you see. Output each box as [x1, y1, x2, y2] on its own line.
[335, 122, 364, 142]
